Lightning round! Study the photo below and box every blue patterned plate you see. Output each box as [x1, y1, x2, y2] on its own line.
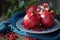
[16, 17, 60, 34]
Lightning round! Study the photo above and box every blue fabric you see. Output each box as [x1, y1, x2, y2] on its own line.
[0, 11, 60, 40]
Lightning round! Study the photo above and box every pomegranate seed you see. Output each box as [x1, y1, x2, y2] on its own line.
[33, 38, 38, 40]
[6, 35, 9, 40]
[10, 37, 15, 40]
[26, 36, 33, 40]
[6, 38, 9, 40]
[25, 36, 29, 38]
[25, 36, 38, 40]
[0, 32, 17, 40]
[0, 33, 5, 37]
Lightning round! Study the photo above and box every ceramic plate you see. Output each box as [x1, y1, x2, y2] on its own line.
[16, 18, 60, 34]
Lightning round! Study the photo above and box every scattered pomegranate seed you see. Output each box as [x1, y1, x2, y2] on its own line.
[0, 33, 5, 37]
[33, 38, 38, 40]
[6, 38, 9, 40]
[25, 36, 38, 40]
[10, 37, 15, 40]
[0, 32, 18, 40]
[29, 25, 46, 31]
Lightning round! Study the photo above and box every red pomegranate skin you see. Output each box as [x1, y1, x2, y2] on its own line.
[26, 5, 37, 13]
[24, 12, 41, 29]
[49, 10, 54, 15]
[40, 11, 55, 28]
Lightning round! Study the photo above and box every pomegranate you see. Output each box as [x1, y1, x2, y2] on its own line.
[24, 11, 41, 29]
[40, 10, 55, 27]
[24, 3, 55, 30]
[37, 3, 49, 12]
[26, 5, 37, 13]
[49, 10, 54, 15]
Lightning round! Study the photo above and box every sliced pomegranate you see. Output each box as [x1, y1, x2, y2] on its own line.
[37, 3, 49, 12]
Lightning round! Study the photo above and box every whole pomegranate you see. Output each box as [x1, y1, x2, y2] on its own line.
[40, 10, 55, 28]
[24, 11, 41, 29]
[26, 5, 37, 13]
[24, 3, 55, 30]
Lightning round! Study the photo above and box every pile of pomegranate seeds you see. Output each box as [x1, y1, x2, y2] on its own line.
[22, 23, 46, 31]
[30, 26, 46, 31]
[0, 33, 5, 37]
[0, 32, 18, 40]
[25, 36, 38, 40]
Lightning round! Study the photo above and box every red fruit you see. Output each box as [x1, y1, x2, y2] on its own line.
[6, 38, 9, 40]
[6, 32, 17, 40]
[37, 3, 49, 12]
[0, 33, 5, 37]
[6, 35, 9, 40]
[9, 32, 17, 38]
[10, 37, 15, 40]
[43, 3, 49, 11]
[40, 11, 55, 27]
[26, 5, 37, 13]
[49, 10, 54, 15]
[24, 11, 41, 29]
[25, 36, 28, 38]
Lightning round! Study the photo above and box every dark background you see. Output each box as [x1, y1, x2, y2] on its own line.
[0, 0, 60, 20]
